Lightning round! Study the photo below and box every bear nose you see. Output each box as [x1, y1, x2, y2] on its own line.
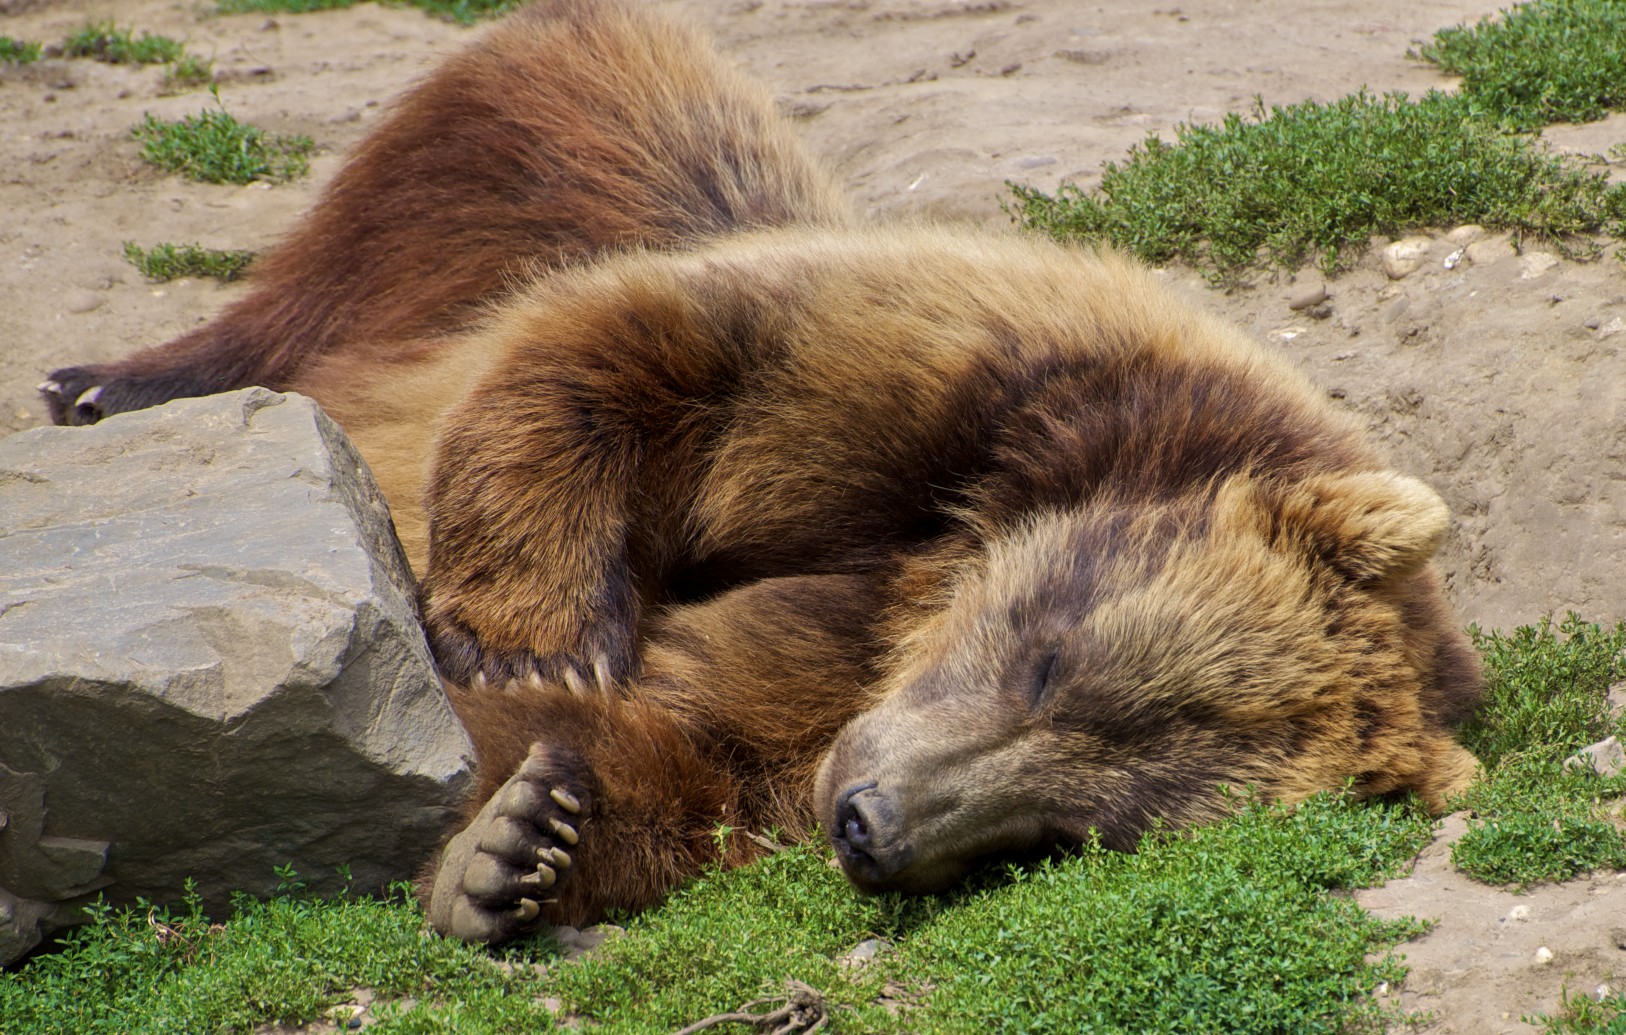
[830, 782, 913, 885]
[836, 783, 876, 851]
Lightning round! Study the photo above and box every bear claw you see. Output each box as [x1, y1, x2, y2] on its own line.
[427, 743, 592, 945]
[550, 788, 582, 814]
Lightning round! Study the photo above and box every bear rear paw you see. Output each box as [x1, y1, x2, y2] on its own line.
[40, 366, 224, 426]
[427, 743, 593, 945]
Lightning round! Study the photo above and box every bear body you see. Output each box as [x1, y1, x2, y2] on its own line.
[40, 1, 1482, 945]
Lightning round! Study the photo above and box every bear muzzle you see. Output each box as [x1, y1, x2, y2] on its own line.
[829, 781, 917, 888]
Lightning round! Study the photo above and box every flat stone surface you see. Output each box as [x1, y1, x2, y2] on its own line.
[0, 389, 471, 964]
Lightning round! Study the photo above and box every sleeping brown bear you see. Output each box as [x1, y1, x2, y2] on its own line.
[39, 0, 1483, 946]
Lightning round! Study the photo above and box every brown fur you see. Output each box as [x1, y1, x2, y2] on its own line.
[42, 1, 1483, 941]
[416, 228, 1481, 926]
[42, 0, 847, 565]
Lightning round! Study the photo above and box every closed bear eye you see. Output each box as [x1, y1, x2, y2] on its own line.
[1031, 649, 1061, 708]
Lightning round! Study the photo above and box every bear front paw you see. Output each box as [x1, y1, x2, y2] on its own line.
[427, 743, 593, 945]
[426, 600, 633, 691]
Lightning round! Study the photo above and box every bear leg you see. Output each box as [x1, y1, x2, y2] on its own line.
[427, 740, 593, 944]
[427, 573, 890, 942]
[429, 672, 748, 938]
[39, 365, 230, 426]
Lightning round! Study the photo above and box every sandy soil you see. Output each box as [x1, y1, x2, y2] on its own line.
[3, 0, 1624, 1029]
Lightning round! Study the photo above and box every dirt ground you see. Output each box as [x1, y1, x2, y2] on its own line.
[2, 0, 1624, 1029]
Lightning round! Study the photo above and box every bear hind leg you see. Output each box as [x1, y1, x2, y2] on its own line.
[39, 366, 226, 426]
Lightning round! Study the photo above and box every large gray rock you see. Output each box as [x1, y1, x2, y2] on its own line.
[0, 389, 472, 965]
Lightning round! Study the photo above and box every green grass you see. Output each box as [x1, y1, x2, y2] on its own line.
[123, 241, 256, 282]
[1419, 0, 1626, 130]
[132, 91, 313, 184]
[64, 22, 186, 65]
[1540, 987, 1626, 1035]
[162, 53, 216, 92]
[1450, 615, 1626, 887]
[1009, 90, 1626, 282]
[3, 617, 1623, 1033]
[0, 35, 43, 65]
[217, 0, 517, 25]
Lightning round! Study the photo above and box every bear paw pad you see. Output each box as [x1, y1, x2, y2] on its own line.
[428, 743, 591, 945]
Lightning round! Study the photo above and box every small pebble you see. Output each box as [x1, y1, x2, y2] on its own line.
[1287, 283, 1329, 311]
[1446, 224, 1485, 245]
[1507, 904, 1531, 922]
[1585, 316, 1603, 330]
[1535, 946, 1554, 965]
[64, 290, 103, 314]
[1565, 736, 1625, 777]
[1519, 251, 1560, 279]
[840, 938, 892, 967]
[1465, 239, 1509, 265]
[1382, 236, 1432, 280]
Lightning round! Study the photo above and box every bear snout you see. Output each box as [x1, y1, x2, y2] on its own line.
[830, 782, 915, 888]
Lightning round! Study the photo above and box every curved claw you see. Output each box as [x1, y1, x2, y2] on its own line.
[520, 865, 557, 891]
[563, 666, 591, 697]
[549, 818, 579, 846]
[550, 787, 582, 815]
[513, 898, 540, 922]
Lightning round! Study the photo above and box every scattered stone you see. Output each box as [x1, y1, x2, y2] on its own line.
[1585, 316, 1603, 330]
[1054, 48, 1109, 65]
[1611, 926, 1626, 951]
[1443, 248, 1463, 270]
[63, 290, 103, 314]
[1465, 237, 1513, 265]
[0, 389, 472, 965]
[1506, 905, 1531, 922]
[1565, 736, 1625, 778]
[1382, 236, 1432, 280]
[1519, 251, 1560, 279]
[1598, 317, 1625, 340]
[1287, 282, 1329, 311]
[1446, 224, 1485, 245]
[840, 937, 892, 967]
[1307, 303, 1333, 320]
[551, 923, 624, 960]
[1535, 946, 1555, 965]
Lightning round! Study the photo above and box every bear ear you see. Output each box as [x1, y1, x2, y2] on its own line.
[1223, 470, 1451, 584]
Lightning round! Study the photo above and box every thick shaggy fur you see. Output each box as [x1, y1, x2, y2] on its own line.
[42, 1, 1483, 943]
[42, 0, 847, 564]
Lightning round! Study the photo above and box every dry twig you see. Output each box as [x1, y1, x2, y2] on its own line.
[670, 980, 827, 1035]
